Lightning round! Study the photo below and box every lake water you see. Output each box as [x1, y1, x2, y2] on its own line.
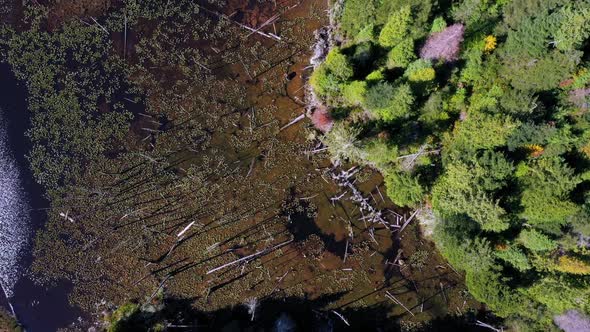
[0, 64, 81, 331]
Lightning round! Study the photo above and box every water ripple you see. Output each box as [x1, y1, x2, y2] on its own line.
[0, 109, 30, 298]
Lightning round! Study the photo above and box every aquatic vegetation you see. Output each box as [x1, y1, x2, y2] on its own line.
[0, 0, 481, 329]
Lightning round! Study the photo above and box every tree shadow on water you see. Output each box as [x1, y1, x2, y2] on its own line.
[111, 293, 488, 332]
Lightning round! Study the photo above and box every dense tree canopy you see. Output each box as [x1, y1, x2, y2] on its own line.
[314, 0, 590, 329]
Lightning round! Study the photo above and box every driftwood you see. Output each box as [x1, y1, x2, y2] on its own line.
[246, 157, 256, 177]
[246, 13, 281, 38]
[149, 274, 172, 301]
[329, 167, 398, 231]
[385, 291, 414, 317]
[343, 239, 349, 263]
[279, 113, 305, 131]
[0, 282, 16, 318]
[123, 13, 127, 59]
[177, 221, 196, 238]
[475, 320, 504, 332]
[440, 282, 448, 303]
[90, 16, 109, 34]
[399, 209, 420, 233]
[206, 238, 293, 274]
[194, 4, 282, 41]
[376, 185, 385, 203]
[330, 310, 350, 326]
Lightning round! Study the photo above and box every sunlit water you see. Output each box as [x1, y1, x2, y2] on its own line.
[0, 109, 30, 300]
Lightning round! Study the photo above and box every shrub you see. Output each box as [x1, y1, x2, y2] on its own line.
[386, 38, 415, 69]
[518, 229, 557, 252]
[310, 107, 334, 133]
[430, 17, 447, 33]
[324, 48, 354, 80]
[365, 69, 384, 82]
[405, 59, 435, 82]
[495, 246, 531, 271]
[365, 83, 414, 121]
[378, 6, 411, 48]
[340, 0, 376, 39]
[309, 64, 340, 101]
[362, 139, 398, 169]
[384, 170, 424, 207]
[342, 80, 367, 106]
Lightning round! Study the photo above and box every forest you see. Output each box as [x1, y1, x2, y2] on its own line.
[311, 0, 590, 330]
[0, 0, 589, 331]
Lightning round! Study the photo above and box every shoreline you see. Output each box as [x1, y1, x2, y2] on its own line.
[0, 64, 81, 332]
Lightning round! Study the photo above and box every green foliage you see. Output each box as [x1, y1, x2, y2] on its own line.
[310, 64, 341, 101]
[465, 270, 529, 318]
[495, 246, 531, 271]
[501, 50, 581, 92]
[451, 0, 505, 29]
[355, 24, 376, 43]
[525, 277, 590, 313]
[311, 48, 355, 104]
[445, 112, 517, 157]
[362, 139, 398, 169]
[342, 81, 367, 106]
[404, 59, 435, 82]
[384, 170, 424, 207]
[378, 6, 411, 48]
[433, 161, 509, 232]
[518, 229, 558, 252]
[365, 69, 384, 82]
[318, 0, 590, 326]
[474, 151, 514, 191]
[434, 218, 496, 273]
[340, 0, 376, 39]
[554, 4, 590, 52]
[518, 158, 581, 227]
[502, 0, 567, 29]
[506, 123, 556, 151]
[352, 42, 374, 67]
[108, 303, 140, 332]
[430, 17, 447, 33]
[324, 48, 354, 81]
[386, 38, 415, 69]
[364, 83, 414, 121]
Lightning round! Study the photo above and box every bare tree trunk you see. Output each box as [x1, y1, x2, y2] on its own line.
[207, 238, 293, 275]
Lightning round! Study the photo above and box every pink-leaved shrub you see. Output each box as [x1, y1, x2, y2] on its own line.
[554, 310, 590, 332]
[310, 106, 334, 132]
[420, 24, 465, 62]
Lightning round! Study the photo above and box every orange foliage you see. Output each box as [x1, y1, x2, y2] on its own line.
[495, 243, 508, 251]
[525, 144, 544, 157]
[556, 255, 590, 275]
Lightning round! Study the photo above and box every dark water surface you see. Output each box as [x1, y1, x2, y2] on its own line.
[0, 64, 81, 331]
